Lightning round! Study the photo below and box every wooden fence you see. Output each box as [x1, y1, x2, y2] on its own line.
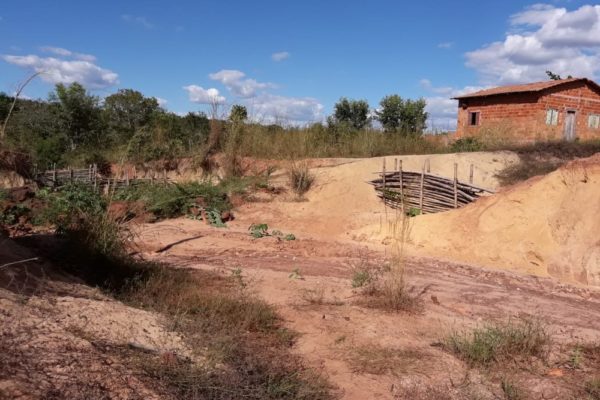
[36, 164, 170, 192]
[369, 158, 494, 214]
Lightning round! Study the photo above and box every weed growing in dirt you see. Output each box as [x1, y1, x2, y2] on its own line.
[249, 223, 296, 240]
[249, 223, 270, 238]
[501, 378, 524, 400]
[585, 378, 600, 400]
[495, 158, 561, 186]
[289, 162, 315, 197]
[351, 269, 372, 288]
[345, 344, 426, 376]
[357, 213, 424, 313]
[444, 318, 550, 367]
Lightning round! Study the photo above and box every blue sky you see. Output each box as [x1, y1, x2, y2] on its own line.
[1, 1, 599, 129]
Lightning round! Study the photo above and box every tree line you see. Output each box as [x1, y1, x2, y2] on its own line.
[0, 82, 428, 168]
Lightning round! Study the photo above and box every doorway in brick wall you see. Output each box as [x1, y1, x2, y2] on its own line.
[564, 110, 576, 141]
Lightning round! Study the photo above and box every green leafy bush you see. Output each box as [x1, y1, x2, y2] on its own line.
[450, 137, 483, 152]
[114, 181, 231, 219]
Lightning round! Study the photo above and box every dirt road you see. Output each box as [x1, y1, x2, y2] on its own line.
[138, 217, 600, 399]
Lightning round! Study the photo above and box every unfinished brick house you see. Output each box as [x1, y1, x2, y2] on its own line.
[454, 78, 600, 142]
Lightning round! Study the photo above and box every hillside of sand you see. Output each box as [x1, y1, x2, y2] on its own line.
[406, 154, 600, 286]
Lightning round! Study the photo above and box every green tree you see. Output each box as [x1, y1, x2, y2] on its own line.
[229, 104, 248, 123]
[376, 95, 428, 135]
[103, 89, 160, 142]
[50, 83, 103, 148]
[546, 70, 573, 80]
[375, 94, 403, 132]
[331, 97, 370, 130]
[400, 98, 428, 134]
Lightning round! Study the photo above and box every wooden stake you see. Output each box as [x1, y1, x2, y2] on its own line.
[126, 171, 130, 186]
[163, 169, 167, 183]
[394, 158, 398, 175]
[426, 158, 431, 173]
[52, 163, 57, 185]
[382, 158, 386, 190]
[469, 164, 474, 184]
[93, 164, 97, 190]
[399, 160, 404, 212]
[453, 163, 458, 208]
[419, 162, 425, 214]
[69, 167, 73, 184]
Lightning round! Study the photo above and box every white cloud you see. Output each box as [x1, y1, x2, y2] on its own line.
[2, 52, 119, 89]
[271, 51, 290, 61]
[421, 80, 489, 131]
[248, 93, 323, 124]
[437, 42, 454, 49]
[121, 14, 154, 29]
[466, 4, 600, 84]
[40, 46, 96, 62]
[209, 69, 275, 98]
[183, 85, 225, 104]
[155, 97, 168, 107]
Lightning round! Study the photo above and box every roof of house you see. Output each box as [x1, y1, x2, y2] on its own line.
[453, 78, 600, 100]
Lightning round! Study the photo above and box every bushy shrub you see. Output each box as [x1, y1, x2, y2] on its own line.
[450, 137, 483, 152]
[114, 181, 231, 219]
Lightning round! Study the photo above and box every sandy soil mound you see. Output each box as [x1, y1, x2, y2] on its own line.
[237, 151, 518, 242]
[407, 154, 600, 286]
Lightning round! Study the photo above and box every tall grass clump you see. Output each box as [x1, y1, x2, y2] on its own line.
[289, 162, 315, 197]
[445, 318, 550, 367]
[356, 211, 424, 313]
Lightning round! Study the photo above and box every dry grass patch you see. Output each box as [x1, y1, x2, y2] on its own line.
[289, 161, 315, 197]
[122, 267, 336, 399]
[444, 318, 550, 367]
[345, 343, 428, 376]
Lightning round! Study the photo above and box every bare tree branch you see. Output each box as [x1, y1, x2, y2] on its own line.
[1, 71, 44, 141]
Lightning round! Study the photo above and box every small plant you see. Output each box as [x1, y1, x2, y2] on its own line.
[406, 207, 421, 217]
[283, 233, 296, 241]
[351, 269, 372, 288]
[585, 378, 600, 400]
[289, 162, 315, 197]
[205, 209, 226, 227]
[231, 267, 247, 290]
[289, 268, 304, 280]
[570, 345, 583, 369]
[249, 223, 269, 238]
[501, 378, 524, 400]
[444, 318, 550, 367]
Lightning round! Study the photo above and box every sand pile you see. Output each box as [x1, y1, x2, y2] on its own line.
[238, 151, 519, 241]
[407, 154, 600, 286]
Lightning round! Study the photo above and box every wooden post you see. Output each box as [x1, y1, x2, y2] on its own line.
[469, 164, 474, 184]
[163, 169, 167, 183]
[69, 167, 73, 184]
[399, 160, 404, 211]
[93, 164, 97, 190]
[382, 158, 386, 191]
[126, 170, 130, 186]
[453, 163, 458, 209]
[52, 163, 57, 185]
[419, 162, 425, 214]
[88, 164, 92, 182]
[426, 158, 430, 173]
[394, 158, 398, 176]
[133, 166, 137, 179]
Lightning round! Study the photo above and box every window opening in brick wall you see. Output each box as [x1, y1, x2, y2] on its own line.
[588, 114, 600, 129]
[468, 111, 480, 126]
[545, 108, 559, 125]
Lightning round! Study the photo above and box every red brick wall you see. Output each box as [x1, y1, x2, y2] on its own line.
[455, 81, 600, 142]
